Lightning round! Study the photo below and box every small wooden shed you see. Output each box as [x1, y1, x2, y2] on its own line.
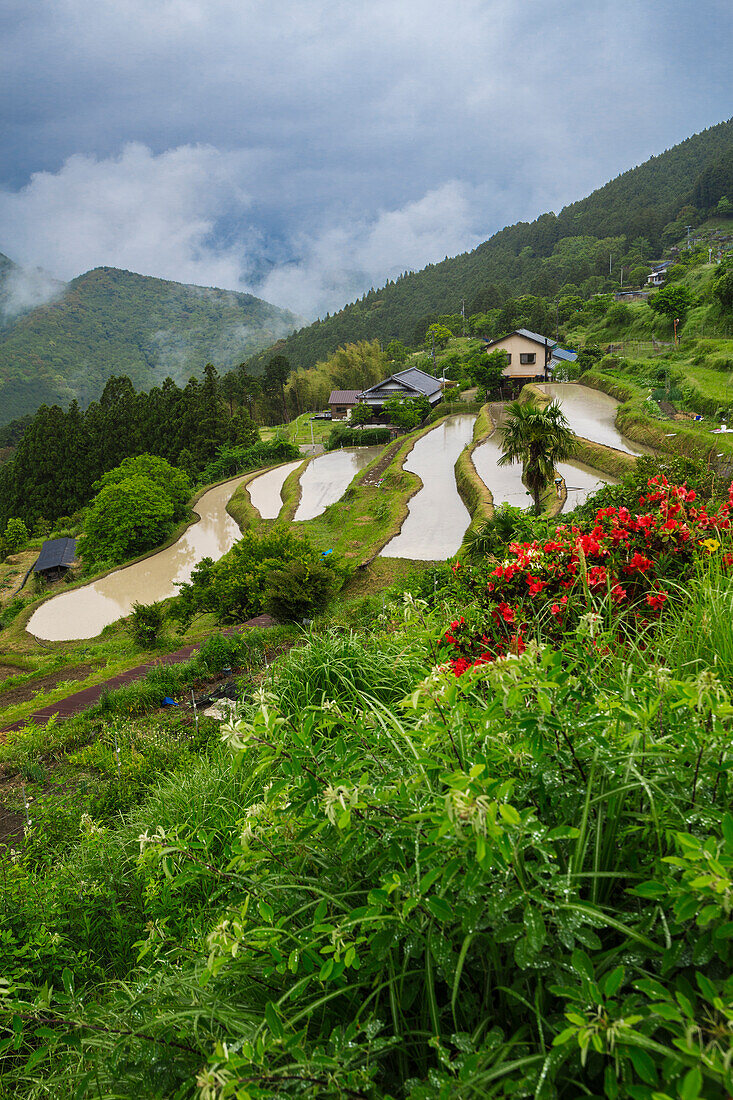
[33, 537, 77, 580]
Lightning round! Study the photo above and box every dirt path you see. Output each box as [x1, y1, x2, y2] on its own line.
[1, 614, 275, 735]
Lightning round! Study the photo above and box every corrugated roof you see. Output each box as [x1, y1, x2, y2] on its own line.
[515, 328, 557, 347]
[329, 390, 361, 404]
[551, 348, 578, 362]
[484, 329, 557, 351]
[34, 537, 77, 573]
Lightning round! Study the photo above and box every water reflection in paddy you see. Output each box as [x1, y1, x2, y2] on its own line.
[471, 405, 615, 512]
[556, 459, 617, 509]
[472, 433, 530, 509]
[381, 415, 476, 560]
[539, 383, 645, 455]
[26, 475, 248, 642]
[294, 447, 383, 522]
[247, 460, 304, 519]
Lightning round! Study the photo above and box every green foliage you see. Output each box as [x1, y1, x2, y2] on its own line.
[324, 424, 390, 450]
[464, 503, 551, 560]
[79, 474, 177, 569]
[425, 322, 452, 349]
[3, 516, 29, 554]
[628, 264, 651, 285]
[127, 601, 166, 648]
[264, 559, 339, 622]
[201, 438, 300, 482]
[0, 262, 301, 425]
[499, 398, 576, 513]
[385, 339, 409, 364]
[717, 194, 733, 215]
[383, 393, 430, 429]
[95, 453, 191, 519]
[467, 348, 507, 395]
[174, 528, 334, 626]
[0, 369, 270, 529]
[713, 259, 733, 313]
[348, 401, 372, 427]
[285, 340, 388, 419]
[649, 282, 695, 321]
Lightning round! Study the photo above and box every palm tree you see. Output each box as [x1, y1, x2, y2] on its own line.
[498, 399, 575, 515]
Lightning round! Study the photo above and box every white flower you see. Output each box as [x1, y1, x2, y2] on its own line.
[577, 612, 603, 639]
[322, 784, 358, 826]
[196, 1065, 232, 1100]
[446, 790, 492, 836]
[138, 825, 167, 854]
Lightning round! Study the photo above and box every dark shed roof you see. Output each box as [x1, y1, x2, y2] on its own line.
[34, 537, 77, 573]
[328, 389, 362, 404]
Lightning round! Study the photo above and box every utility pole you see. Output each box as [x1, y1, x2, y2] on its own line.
[460, 298, 466, 337]
[431, 330, 437, 374]
[609, 254, 612, 277]
[685, 225, 692, 251]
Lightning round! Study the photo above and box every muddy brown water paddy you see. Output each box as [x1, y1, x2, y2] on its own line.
[539, 383, 647, 455]
[26, 475, 249, 642]
[246, 460, 304, 519]
[381, 415, 476, 560]
[293, 447, 383, 522]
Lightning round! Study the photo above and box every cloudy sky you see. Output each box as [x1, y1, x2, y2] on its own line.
[0, 0, 729, 319]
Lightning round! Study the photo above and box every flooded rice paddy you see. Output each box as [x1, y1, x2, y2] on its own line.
[293, 447, 383, 522]
[26, 386, 635, 638]
[556, 459, 617, 508]
[381, 414, 476, 560]
[539, 382, 645, 455]
[26, 475, 249, 642]
[246, 460, 304, 519]
[471, 433, 530, 510]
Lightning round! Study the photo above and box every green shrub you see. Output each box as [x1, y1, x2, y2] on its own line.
[264, 559, 338, 622]
[4, 517, 29, 554]
[174, 528, 337, 626]
[201, 439, 300, 482]
[127, 601, 166, 647]
[324, 425, 390, 450]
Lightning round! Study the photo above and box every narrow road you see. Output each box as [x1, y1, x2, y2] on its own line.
[1, 614, 275, 734]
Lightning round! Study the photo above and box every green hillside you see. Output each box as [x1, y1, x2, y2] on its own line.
[246, 116, 733, 372]
[0, 261, 302, 424]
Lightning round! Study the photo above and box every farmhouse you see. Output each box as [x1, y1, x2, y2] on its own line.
[328, 389, 362, 420]
[358, 367, 443, 413]
[483, 328, 556, 383]
[33, 537, 77, 581]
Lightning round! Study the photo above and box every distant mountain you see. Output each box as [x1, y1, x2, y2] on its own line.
[0, 260, 302, 424]
[245, 116, 733, 373]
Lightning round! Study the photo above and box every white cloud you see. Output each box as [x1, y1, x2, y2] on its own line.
[0, 265, 65, 321]
[0, 144, 492, 319]
[0, 143, 255, 289]
[258, 181, 486, 317]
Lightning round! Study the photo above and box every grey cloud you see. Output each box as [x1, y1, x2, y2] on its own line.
[0, 0, 729, 320]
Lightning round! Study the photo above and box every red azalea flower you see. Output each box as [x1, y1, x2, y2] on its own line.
[646, 591, 668, 610]
[625, 552, 651, 573]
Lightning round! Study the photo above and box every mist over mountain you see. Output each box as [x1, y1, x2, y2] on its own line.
[0, 260, 302, 424]
[245, 117, 733, 374]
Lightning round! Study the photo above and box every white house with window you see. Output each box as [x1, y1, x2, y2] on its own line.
[482, 328, 556, 383]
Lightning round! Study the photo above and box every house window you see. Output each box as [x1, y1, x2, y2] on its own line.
[520, 353, 536, 365]
[505, 353, 511, 365]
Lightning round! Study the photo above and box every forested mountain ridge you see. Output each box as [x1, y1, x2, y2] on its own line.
[0, 261, 302, 425]
[246, 116, 733, 373]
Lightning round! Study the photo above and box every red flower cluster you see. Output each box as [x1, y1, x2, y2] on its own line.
[442, 477, 733, 676]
